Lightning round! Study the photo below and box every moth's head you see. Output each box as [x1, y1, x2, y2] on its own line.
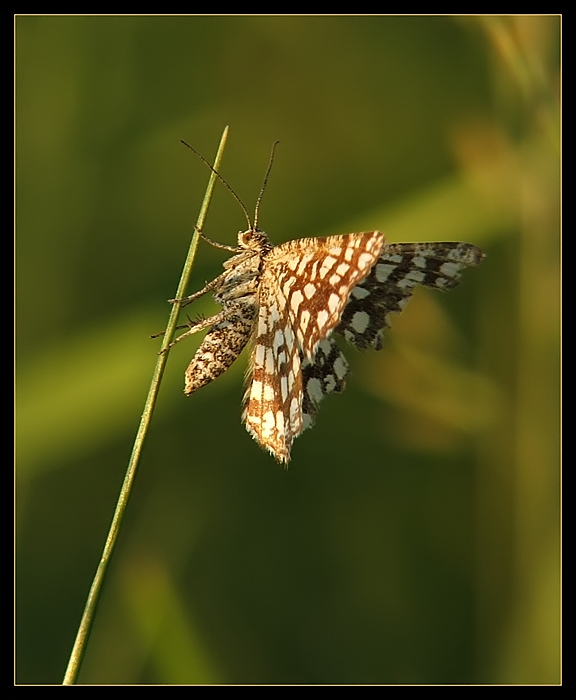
[237, 228, 272, 251]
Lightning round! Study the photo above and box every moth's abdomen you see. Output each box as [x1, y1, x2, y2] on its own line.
[185, 303, 256, 395]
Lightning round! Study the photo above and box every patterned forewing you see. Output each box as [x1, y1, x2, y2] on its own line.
[242, 283, 304, 462]
[242, 232, 383, 462]
[265, 232, 384, 359]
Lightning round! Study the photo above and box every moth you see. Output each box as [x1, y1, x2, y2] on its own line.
[164, 143, 484, 463]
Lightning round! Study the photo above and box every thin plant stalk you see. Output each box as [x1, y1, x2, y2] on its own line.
[62, 126, 230, 685]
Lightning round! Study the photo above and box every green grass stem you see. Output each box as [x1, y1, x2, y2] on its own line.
[62, 126, 230, 685]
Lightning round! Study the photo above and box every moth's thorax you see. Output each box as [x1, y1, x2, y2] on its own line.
[216, 245, 263, 304]
[215, 228, 272, 301]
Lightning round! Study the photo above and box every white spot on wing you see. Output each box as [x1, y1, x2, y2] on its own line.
[250, 380, 263, 400]
[292, 352, 299, 372]
[317, 309, 329, 329]
[265, 348, 275, 374]
[304, 283, 316, 299]
[328, 293, 340, 314]
[398, 270, 425, 289]
[440, 261, 460, 278]
[263, 383, 275, 401]
[307, 377, 323, 403]
[291, 289, 304, 313]
[334, 355, 348, 379]
[351, 310, 370, 333]
[274, 329, 285, 351]
[283, 277, 296, 297]
[358, 252, 375, 269]
[319, 256, 337, 279]
[351, 286, 370, 300]
[324, 375, 336, 392]
[254, 344, 266, 367]
[375, 263, 396, 283]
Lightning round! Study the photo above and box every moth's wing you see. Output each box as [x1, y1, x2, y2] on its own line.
[266, 232, 384, 360]
[338, 242, 484, 349]
[242, 272, 303, 464]
[301, 337, 349, 431]
[242, 232, 383, 462]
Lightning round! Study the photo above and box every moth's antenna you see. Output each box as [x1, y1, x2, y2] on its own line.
[180, 140, 253, 231]
[253, 140, 280, 231]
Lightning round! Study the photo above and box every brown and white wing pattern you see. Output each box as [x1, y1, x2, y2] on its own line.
[242, 232, 383, 462]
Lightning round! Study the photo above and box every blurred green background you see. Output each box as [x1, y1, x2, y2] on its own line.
[16, 16, 560, 684]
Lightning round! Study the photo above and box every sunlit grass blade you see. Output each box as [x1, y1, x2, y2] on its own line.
[62, 126, 229, 685]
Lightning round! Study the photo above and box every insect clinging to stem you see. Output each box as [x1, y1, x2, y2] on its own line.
[160, 140, 484, 464]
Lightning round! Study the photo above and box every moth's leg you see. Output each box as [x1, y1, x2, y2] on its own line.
[168, 270, 229, 308]
[159, 306, 240, 354]
[150, 322, 191, 339]
[200, 233, 242, 253]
